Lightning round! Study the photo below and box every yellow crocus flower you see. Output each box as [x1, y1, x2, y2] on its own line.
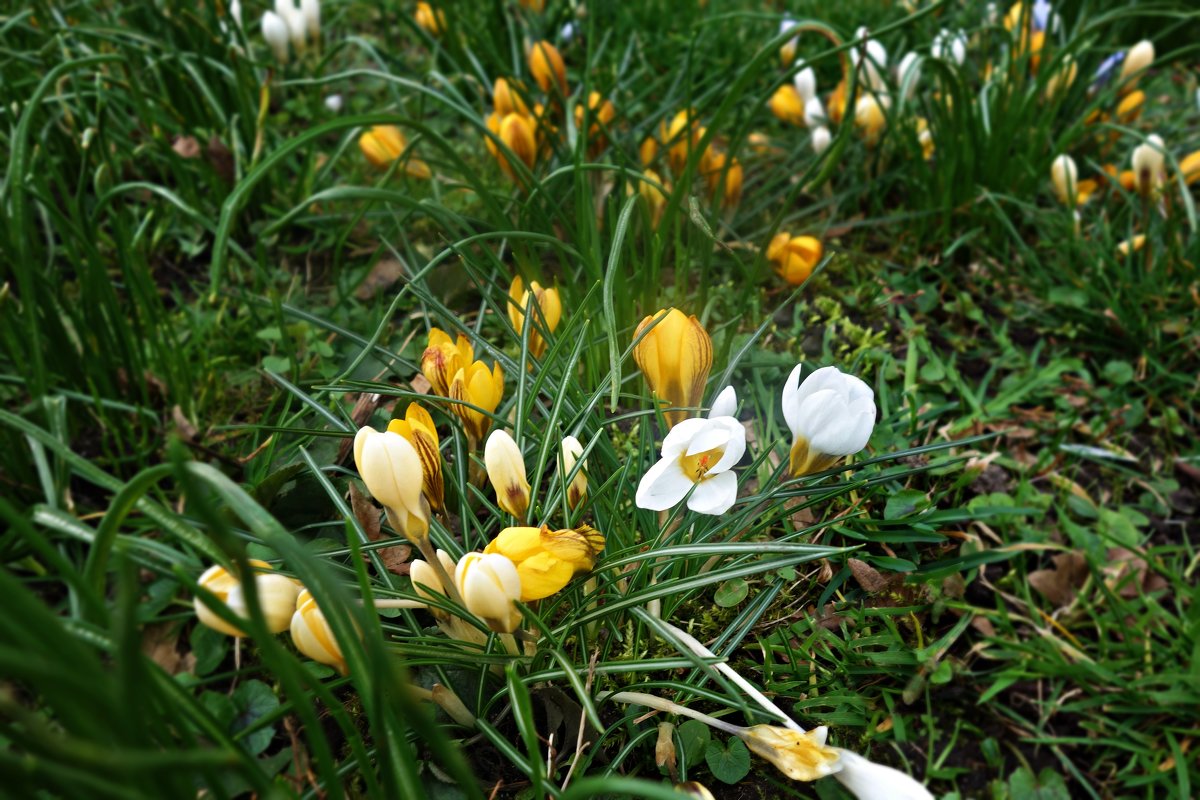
[574, 91, 616, 153]
[633, 308, 713, 428]
[507, 275, 562, 359]
[421, 328, 474, 397]
[413, 2, 445, 37]
[664, 109, 704, 175]
[387, 403, 444, 513]
[487, 111, 537, 180]
[1179, 150, 1200, 185]
[854, 96, 886, 147]
[767, 233, 823, 286]
[702, 151, 742, 209]
[492, 77, 530, 118]
[527, 40, 567, 96]
[1116, 89, 1145, 124]
[637, 169, 669, 227]
[484, 524, 605, 601]
[740, 725, 841, 781]
[290, 589, 347, 674]
[768, 85, 805, 127]
[358, 125, 431, 179]
[449, 360, 505, 444]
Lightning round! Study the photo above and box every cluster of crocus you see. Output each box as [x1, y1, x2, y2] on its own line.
[261, 0, 320, 64]
[358, 125, 431, 179]
[420, 329, 505, 447]
[638, 109, 743, 217]
[767, 231, 824, 286]
[507, 276, 562, 360]
[194, 561, 348, 673]
[632, 309, 876, 516]
[413, 1, 445, 36]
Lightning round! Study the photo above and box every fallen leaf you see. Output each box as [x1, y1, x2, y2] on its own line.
[1103, 548, 1168, 599]
[1028, 551, 1089, 607]
[409, 373, 432, 396]
[207, 135, 235, 183]
[355, 258, 406, 301]
[349, 484, 412, 576]
[172, 405, 199, 443]
[848, 558, 890, 593]
[142, 622, 196, 676]
[172, 135, 201, 159]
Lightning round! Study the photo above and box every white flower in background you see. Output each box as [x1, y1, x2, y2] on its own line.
[324, 94, 343, 112]
[1131, 134, 1165, 196]
[636, 415, 746, 515]
[895, 51, 921, 99]
[708, 386, 737, 419]
[300, 0, 321, 43]
[560, 22, 576, 43]
[793, 62, 817, 104]
[803, 97, 826, 128]
[811, 126, 832, 155]
[261, 11, 290, 63]
[850, 27, 888, 92]
[782, 365, 876, 477]
[931, 29, 966, 65]
[275, 0, 307, 54]
[194, 561, 300, 636]
[560, 435, 588, 509]
[230, 0, 243, 28]
[779, 16, 800, 65]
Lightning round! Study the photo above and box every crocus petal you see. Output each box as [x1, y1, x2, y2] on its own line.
[661, 417, 712, 459]
[687, 470, 738, 515]
[709, 386, 738, 419]
[707, 418, 746, 473]
[686, 422, 732, 456]
[636, 457, 695, 511]
[832, 750, 933, 800]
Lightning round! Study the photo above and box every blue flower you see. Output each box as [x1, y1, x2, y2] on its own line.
[1032, 0, 1052, 31]
[1092, 51, 1125, 91]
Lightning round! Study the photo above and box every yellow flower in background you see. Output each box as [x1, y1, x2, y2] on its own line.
[1115, 89, 1144, 124]
[854, 95, 886, 147]
[768, 85, 805, 127]
[767, 233, 823, 286]
[413, 1, 445, 36]
[507, 276, 562, 359]
[915, 117, 934, 160]
[493, 77, 531, 118]
[484, 524, 604, 601]
[291, 589, 347, 674]
[484, 429, 531, 520]
[740, 725, 841, 782]
[422, 328, 474, 397]
[1116, 235, 1146, 256]
[387, 403, 444, 513]
[637, 169, 669, 227]
[574, 91, 616, 152]
[664, 109, 704, 174]
[488, 111, 538, 180]
[194, 560, 300, 637]
[633, 308, 713, 428]
[449, 359, 505, 443]
[518, 0, 545, 11]
[528, 40, 567, 95]
[1180, 150, 1200, 185]
[358, 125, 431, 179]
[639, 135, 659, 167]
[826, 80, 848, 126]
[455, 552, 523, 632]
[703, 152, 743, 209]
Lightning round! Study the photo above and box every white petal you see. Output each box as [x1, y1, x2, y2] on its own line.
[482, 553, 521, 599]
[832, 750, 933, 800]
[793, 65, 817, 103]
[803, 97, 826, 128]
[781, 364, 805, 436]
[661, 417, 709, 459]
[708, 386, 738, 419]
[687, 471, 738, 515]
[795, 390, 874, 456]
[636, 457, 694, 511]
[708, 418, 746, 473]
[686, 421, 732, 456]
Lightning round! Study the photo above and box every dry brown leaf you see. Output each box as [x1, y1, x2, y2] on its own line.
[1104, 548, 1168, 599]
[848, 558, 889, 593]
[970, 615, 997, 637]
[172, 135, 201, 158]
[355, 258, 406, 301]
[410, 373, 432, 396]
[349, 483, 412, 576]
[207, 135, 235, 184]
[172, 405, 199, 443]
[142, 622, 196, 676]
[336, 393, 382, 464]
[1028, 551, 1089, 607]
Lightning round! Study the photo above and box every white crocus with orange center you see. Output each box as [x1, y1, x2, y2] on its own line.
[782, 365, 876, 477]
[636, 415, 745, 515]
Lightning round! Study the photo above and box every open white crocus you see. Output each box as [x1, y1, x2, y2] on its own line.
[602, 619, 932, 800]
[782, 365, 876, 477]
[636, 415, 745, 515]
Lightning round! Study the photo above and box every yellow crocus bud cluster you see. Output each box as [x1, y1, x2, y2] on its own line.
[507, 275, 562, 360]
[639, 109, 742, 212]
[420, 328, 504, 446]
[358, 125, 431, 179]
[413, 2, 445, 36]
[194, 561, 350, 674]
[767, 232, 824, 286]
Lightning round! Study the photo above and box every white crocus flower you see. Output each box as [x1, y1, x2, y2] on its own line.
[811, 126, 832, 155]
[802, 97, 826, 128]
[261, 11, 290, 63]
[793, 62, 817, 104]
[782, 365, 876, 477]
[931, 29, 966, 65]
[275, 0, 307, 54]
[300, 0, 320, 43]
[708, 386, 737, 419]
[1131, 134, 1165, 196]
[833, 750, 934, 800]
[895, 51, 921, 99]
[636, 416, 745, 515]
[850, 27, 888, 93]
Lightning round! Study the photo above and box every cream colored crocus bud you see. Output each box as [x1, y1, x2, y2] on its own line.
[677, 783, 716, 800]
[1044, 55, 1078, 100]
[560, 435, 587, 509]
[410, 550, 458, 601]
[299, 0, 320, 43]
[455, 552, 523, 633]
[353, 426, 430, 544]
[811, 126, 832, 155]
[194, 560, 300, 637]
[276, 0, 307, 54]
[484, 429, 531, 520]
[854, 96, 887, 147]
[290, 589, 347, 674]
[1132, 134, 1165, 196]
[802, 97, 825, 129]
[1118, 40, 1154, 93]
[793, 63, 817, 104]
[1050, 154, 1078, 207]
[261, 11, 290, 63]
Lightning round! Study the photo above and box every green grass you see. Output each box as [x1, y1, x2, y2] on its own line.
[2, 0, 1198, 798]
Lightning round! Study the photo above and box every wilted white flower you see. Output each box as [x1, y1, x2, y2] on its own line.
[782, 365, 876, 477]
[636, 415, 745, 515]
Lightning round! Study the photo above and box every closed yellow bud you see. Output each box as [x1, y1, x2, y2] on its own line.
[455, 552, 523, 632]
[639, 135, 659, 166]
[854, 95, 887, 147]
[915, 117, 935, 160]
[633, 308, 713, 428]
[703, 152, 742, 209]
[413, 2, 445, 36]
[528, 40, 567, 96]
[386, 403, 444, 513]
[664, 110, 703, 174]
[358, 125, 431, 179]
[518, 0, 545, 12]
[574, 91, 616, 153]
[637, 169, 669, 227]
[1116, 89, 1145, 124]
[449, 360, 505, 443]
[484, 430, 531, 520]
[768, 84, 805, 127]
[492, 112, 537, 180]
[290, 589, 347, 674]
[493, 77, 530, 118]
[1180, 150, 1200, 186]
[768, 233, 823, 285]
[826, 80, 848, 125]
[483, 524, 604, 601]
[1116, 234, 1146, 256]
[1044, 55, 1078, 100]
[194, 560, 300, 637]
[353, 426, 430, 544]
[421, 328, 474, 397]
[507, 275, 562, 359]
[560, 435, 587, 510]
